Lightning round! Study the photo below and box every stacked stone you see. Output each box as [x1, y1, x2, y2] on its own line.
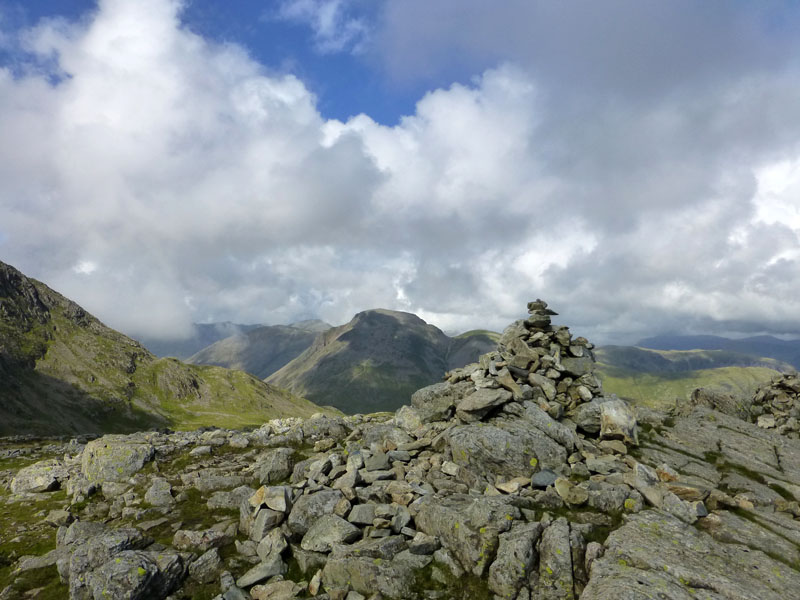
[750, 372, 800, 436]
[444, 299, 601, 421]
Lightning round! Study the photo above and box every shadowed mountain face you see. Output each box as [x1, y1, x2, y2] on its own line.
[0, 261, 333, 435]
[637, 334, 800, 369]
[186, 321, 332, 379]
[266, 309, 497, 414]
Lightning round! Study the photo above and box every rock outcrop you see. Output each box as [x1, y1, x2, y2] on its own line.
[2, 300, 800, 600]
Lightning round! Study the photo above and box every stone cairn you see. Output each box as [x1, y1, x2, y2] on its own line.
[751, 372, 800, 436]
[444, 299, 602, 422]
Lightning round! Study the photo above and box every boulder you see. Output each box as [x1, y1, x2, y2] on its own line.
[287, 489, 344, 535]
[301, 514, 361, 552]
[81, 436, 154, 483]
[10, 458, 69, 493]
[85, 550, 187, 600]
[253, 448, 296, 484]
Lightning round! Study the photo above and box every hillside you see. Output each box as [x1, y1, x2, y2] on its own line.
[136, 322, 263, 359]
[266, 309, 497, 413]
[0, 261, 333, 435]
[638, 333, 800, 369]
[186, 321, 331, 379]
[594, 345, 792, 409]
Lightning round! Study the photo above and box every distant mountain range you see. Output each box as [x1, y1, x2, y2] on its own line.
[186, 320, 332, 379]
[637, 334, 800, 369]
[0, 260, 332, 435]
[266, 309, 497, 414]
[594, 345, 794, 410]
[136, 322, 264, 360]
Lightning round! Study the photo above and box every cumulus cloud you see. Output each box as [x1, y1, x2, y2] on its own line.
[275, 0, 369, 54]
[1, 0, 800, 345]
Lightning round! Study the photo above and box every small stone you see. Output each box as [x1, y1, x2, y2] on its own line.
[554, 477, 589, 506]
[757, 414, 777, 429]
[189, 548, 221, 584]
[441, 461, 460, 477]
[531, 469, 558, 489]
[495, 480, 521, 494]
[236, 554, 287, 588]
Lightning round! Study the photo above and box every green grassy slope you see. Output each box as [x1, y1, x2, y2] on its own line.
[0, 261, 335, 435]
[594, 346, 789, 409]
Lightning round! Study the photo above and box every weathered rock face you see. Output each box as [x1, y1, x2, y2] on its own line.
[3, 300, 800, 600]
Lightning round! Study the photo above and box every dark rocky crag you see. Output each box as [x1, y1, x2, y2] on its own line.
[3, 300, 800, 599]
[0, 260, 329, 434]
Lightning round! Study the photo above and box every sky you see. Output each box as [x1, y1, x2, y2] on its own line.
[1, 0, 800, 345]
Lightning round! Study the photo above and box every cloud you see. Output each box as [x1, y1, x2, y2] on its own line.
[1, 0, 800, 345]
[275, 0, 369, 54]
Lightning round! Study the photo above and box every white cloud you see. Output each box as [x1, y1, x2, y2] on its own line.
[276, 0, 368, 54]
[1, 0, 800, 346]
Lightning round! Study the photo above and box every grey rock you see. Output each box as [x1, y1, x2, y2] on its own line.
[85, 550, 186, 600]
[573, 401, 602, 434]
[253, 448, 296, 484]
[208, 486, 257, 510]
[488, 521, 543, 599]
[10, 459, 69, 493]
[448, 420, 567, 481]
[301, 514, 361, 552]
[581, 510, 800, 600]
[348, 503, 376, 525]
[257, 528, 288, 562]
[189, 548, 221, 584]
[528, 373, 557, 401]
[408, 532, 440, 555]
[394, 405, 423, 433]
[236, 554, 287, 588]
[411, 381, 473, 422]
[560, 356, 594, 377]
[81, 436, 155, 483]
[250, 507, 284, 541]
[520, 401, 580, 451]
[456, 388, 513, 422]
[250, 579, 303, 600]
[538, 517, 574, 600]
[413, 493, 519, 576]
[144, 477, 174, 507]
[531, 469, 558, 488]
[287, 489, 344, 535]
[364, 451, 391, 471]
[173, 528, 231, 552]
[599, 400, 638, 445]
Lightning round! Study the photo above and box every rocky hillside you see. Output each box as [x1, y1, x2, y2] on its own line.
[266, 309, 497, 414]
[3, 299, 800, 599]
[187, 321, 332, 380]
[0, 261, 333, 435]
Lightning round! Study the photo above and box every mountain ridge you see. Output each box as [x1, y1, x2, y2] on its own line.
[266, 308, 497, 413]
[0, 260, 334, 435]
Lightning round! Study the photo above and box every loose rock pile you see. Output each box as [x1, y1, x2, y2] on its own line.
[750, 372, 800, 435]
[4, 301, 800, 599]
